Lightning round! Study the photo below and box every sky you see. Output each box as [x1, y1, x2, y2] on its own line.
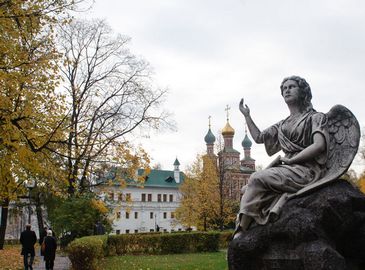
[81, 0, 365, 174]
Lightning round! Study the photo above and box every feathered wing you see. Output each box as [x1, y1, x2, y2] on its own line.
[290, 104, 360, 198]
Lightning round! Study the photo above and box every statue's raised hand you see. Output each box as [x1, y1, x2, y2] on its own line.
[239, 98, 250, 117]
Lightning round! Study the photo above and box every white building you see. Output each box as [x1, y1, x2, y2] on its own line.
[95, 159, 186, 234]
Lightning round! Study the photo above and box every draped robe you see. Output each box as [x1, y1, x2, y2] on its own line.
[239, 109, 329, 225]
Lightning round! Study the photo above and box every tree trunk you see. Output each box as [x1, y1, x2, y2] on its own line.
[35, 192, 44, 237]
[0, 198, 10, 250]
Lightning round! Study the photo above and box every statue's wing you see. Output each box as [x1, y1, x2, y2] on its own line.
[290, 104, 360, 198]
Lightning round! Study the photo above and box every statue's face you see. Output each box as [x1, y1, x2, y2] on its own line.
[282, 79, 301, 105]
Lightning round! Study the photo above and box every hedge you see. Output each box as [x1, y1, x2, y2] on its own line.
[107, 231, 220, 256]
[67, 235, 107, 270]
[68, 231, 231, 270]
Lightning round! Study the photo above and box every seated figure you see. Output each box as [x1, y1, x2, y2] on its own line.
[235, 75, 360, 236]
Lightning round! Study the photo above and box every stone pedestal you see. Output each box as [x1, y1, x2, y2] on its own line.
[228, 180, 365, 270]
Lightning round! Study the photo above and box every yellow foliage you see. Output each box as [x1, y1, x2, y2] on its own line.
[0, 1, 74, 201]
[176, 154, 229, 230]
[91, 199, 109, 214]
[358, 174, 365, 194]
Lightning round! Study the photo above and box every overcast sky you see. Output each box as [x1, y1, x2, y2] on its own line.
[82, 0, 365, 174]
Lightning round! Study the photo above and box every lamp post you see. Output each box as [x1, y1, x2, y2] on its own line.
[25, 180, 35, 224]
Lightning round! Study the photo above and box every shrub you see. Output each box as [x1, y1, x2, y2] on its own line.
[68, 235, 107, 270]
[107, 231, 220, 255]
[67, 231, 225, 268]
[219, 230, 233, 248]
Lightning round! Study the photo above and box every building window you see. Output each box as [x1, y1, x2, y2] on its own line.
[118, 193, 123, 201]
[116, 212, 121, 219]
[141, 193, 146, 202]
[116, 230, 120, 235]
[126, 193, 131, 201]
[109, 192, 114, 200]
[178, 228, 182, 231]
[163, 212, 167, 219]
[171, 212, 175, 219]
[126, 230, 130, 234]
[134, 212, 138, 219]
[163, 194, 167, 202]
[148, 193, 152, 201]
[134, 230, 138, 233]
[169, 194, 173, 202]
[163, 229, 167, 232]
[126, 212, 130, 219]
[157, 194, 161, 202]
[150, 212, 154, 219]
[150, 229, 154, 232]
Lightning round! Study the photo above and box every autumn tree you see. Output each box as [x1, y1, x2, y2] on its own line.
[56, 19, 169, 195]
[176, 154, 222, 231]
[0, 0, 84, 249]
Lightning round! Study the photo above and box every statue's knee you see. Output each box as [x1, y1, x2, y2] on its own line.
[248, 172, 263, 187]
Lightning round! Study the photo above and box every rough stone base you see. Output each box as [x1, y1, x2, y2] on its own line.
[228, 180, 365, 270]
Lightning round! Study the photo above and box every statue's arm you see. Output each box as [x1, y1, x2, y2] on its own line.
[239, 98, 264, 144]
[280, 133, 326, 165]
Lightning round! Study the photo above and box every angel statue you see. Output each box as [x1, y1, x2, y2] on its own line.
[234, 75, 360, 238]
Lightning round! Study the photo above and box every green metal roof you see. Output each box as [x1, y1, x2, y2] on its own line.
[96, 167, 184, 188]
[240, 166, 256, 173]
[136, 169, 184, 188]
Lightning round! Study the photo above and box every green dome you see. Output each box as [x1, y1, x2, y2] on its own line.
[173, 158, 180, 166]
[242, 134, 252, 148]
[204, 128, 216, 144]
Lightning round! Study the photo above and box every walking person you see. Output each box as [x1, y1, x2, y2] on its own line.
[39, 226, 47, 256]
[20, 224, 37, 270]
[43, 230, 57, 270]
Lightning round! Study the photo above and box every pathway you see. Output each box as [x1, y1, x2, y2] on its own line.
[32, 254, 71, 270]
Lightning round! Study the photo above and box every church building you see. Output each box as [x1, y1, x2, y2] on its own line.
[203, 108, 256, 201]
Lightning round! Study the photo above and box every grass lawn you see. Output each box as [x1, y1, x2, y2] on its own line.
[99, 251, 228, 270]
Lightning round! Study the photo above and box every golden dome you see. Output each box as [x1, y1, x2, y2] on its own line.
[222, 121, 235, 135]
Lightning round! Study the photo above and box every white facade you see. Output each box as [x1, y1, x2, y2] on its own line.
[102, 186, 184, 234]
[95, 165, 187, 234]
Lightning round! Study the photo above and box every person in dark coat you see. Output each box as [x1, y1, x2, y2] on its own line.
[20, 224, 37, 270]
[39, 226, 47, 256]
[43, 230, 57, 270]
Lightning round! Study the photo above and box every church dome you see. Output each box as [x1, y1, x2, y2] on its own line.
[242, 134, 252, 148]
[173, 158, 180, 166]
[204, 128, 216, 144]
[222, 121, 235, 136]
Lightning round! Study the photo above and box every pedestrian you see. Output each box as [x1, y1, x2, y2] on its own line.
[39, 226, 47, 256]
[20, 224, 37, 270]
[43, 229, 57, 270]
[94, 221, 105, 235]
[48, 227, 56, 237]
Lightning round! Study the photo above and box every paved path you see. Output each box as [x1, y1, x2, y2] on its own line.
[32, 255, 71, 270]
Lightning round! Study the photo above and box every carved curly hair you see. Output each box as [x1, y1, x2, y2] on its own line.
[280, 76, 313, 110]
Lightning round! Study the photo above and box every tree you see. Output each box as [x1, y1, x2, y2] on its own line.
[0, 0, 80, 249]
[56, 19, 170, 195]
[358, 173, 365, 194]
[46, 194, 111, 246]
[176, 154, 222, 231]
